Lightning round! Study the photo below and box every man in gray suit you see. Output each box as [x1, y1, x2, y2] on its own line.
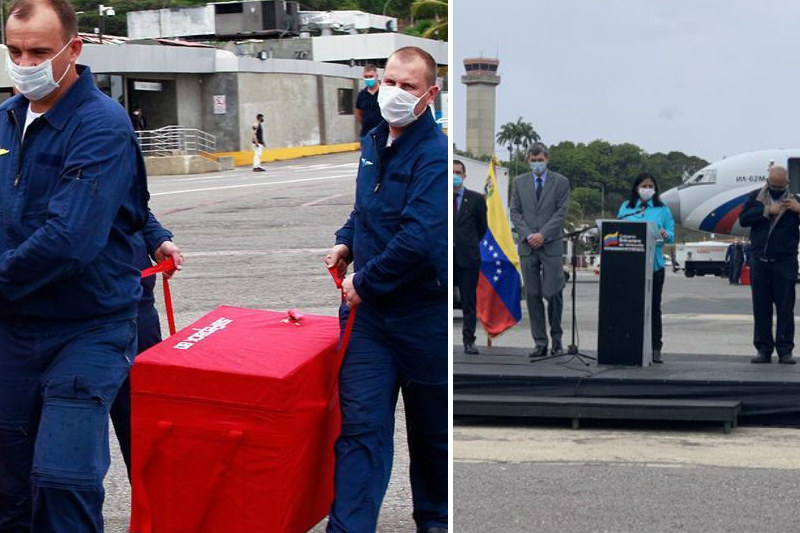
[510, 143, 570, 358]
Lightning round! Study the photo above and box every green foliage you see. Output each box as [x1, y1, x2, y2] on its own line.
[506, 159, 528, 177]
[409, 0, 446, 39]
[571, 187, 602, 216]
[410, 0, 445, 18]
[404, 18, 432, 37]
[567, 198, 584, 230]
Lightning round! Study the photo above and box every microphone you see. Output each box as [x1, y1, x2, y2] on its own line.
[619, 205, 647, 220]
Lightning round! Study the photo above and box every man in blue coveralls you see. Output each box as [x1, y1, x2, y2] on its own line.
[0, 1, 149, 531]
[324, 46, 448, 533]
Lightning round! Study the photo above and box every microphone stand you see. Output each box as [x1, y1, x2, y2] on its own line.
[530, 225, 597, 366]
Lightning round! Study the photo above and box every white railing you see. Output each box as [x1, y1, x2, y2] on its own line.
[136, 126, 217, 160]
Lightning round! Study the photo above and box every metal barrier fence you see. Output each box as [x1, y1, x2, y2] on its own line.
[136, 126, 217, 160]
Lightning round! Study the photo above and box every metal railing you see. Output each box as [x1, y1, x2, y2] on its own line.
[136, 126, 217, 160]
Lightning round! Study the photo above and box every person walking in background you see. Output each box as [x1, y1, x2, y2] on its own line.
[453, 159, 488, 355]
[510, 142, 570, 359]
[355, 64, 382, 139]
[739, 165, 799, 364]
[726, 241, 735, 281]
[743, 239, 752, 266]
[731, 239, 745, 284]
[252, 113, 265, 172]
[617, 172, 676, 364]
[130, 105, 147, 131]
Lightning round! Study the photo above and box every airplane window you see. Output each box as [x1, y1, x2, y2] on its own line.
[679, 168, 716, 188]
[701, 169, 717, 183]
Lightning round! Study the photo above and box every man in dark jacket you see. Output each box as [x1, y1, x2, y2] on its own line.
[739, 165, 800, 364]
[109, 212, 183, 480]
[355, 64, 382, 139]
[453, 159, 488, 354]
[324, 46, 447, 533]
[725, 241, 735, 281]
[130, 106, 147, 131]
[0, 3, 149, 531]
[731, 239, 745, 284]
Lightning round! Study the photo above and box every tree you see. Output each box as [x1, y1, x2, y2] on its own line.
[409, 0, 447, 40]
[571, 187, 602, 217]
[566, 198, 584, 231]
[496, 121, 519, 163]
[496, 117, 540, 163]
[516, 119, 540, 153]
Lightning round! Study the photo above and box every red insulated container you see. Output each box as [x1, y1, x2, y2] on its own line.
[740, 264, 751, 285]
[129, 306, 342, 533]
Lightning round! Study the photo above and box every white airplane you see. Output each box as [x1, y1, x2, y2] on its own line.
[661, 149, 800, 236]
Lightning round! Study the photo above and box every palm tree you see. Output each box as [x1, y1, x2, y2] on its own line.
[411, 0, 447, 39]
[516, 119, 541, 154]
[498, 117, 540, 160]
[496, 121, 519, 163]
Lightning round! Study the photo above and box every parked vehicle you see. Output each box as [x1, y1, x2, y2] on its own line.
[674, 242, 728, 277]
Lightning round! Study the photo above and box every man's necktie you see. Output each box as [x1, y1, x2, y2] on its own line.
[454, 194, 459, 219]
[536, 177, 543, 201]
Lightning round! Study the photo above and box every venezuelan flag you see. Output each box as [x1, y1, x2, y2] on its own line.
[603, 232, 620, 247]
[476, 159, 522, 337]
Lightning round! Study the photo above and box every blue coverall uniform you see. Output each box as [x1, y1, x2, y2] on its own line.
[328, 110, 448, 533]
[109, 211, 173, 479]
[0, 65, 148, 533]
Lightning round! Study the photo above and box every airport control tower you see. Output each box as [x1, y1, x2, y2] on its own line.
[461, 57, 501, 158]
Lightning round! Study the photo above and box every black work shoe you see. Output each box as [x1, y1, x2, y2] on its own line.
[653, 349, 663, 364]
[253, 167, 266, 172]
[779, 354, 797, 365]
[751, 352, 772, 364]
[550, 343, 564, 356]
[529, 345, 548, 358]
[464, 341, 479, 355]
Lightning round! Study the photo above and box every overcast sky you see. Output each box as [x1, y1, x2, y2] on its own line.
[453, 0, 800, 162]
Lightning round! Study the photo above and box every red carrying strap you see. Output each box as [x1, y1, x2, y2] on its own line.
[141, 258, 177, 336]
[328, 266, 357, 359]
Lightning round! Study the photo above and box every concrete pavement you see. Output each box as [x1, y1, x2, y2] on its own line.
[455, 269, 800, 532]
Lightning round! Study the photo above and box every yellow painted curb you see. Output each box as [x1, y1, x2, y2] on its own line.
[216, 142, 361, 167]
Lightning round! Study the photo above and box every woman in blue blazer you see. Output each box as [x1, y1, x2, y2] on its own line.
[617, 172, 676, 363]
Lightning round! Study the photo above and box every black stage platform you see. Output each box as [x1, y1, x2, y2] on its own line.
[454, 347, 800, 427]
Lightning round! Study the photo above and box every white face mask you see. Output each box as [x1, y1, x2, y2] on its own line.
[377, 84, 430, 128]
[6, 40, 73, 101]
[638, 187, 656, 202]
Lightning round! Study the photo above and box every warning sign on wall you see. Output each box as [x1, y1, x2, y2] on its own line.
[213, 95, 227, 115]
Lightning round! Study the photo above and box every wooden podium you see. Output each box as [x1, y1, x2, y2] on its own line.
[597, 220, 657, 366]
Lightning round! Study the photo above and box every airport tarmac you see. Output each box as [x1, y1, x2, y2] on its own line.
[102, 152, 416, 533]
[454, 270, 800, 533]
